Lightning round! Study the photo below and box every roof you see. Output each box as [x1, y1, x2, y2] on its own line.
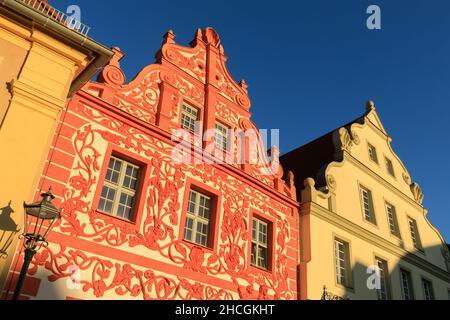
[280, 113, 366, 197]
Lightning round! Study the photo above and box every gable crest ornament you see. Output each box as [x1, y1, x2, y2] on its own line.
[410, 182, 424, 205]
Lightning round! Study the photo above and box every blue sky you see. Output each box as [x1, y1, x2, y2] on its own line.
[56, 0, 450, 241]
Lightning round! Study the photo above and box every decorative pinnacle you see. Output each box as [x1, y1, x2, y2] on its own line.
[239, 79, 248, 93]
[366, 100, 376, 112]
[163, 29, 176, 45]
[110, 47, 125, 67]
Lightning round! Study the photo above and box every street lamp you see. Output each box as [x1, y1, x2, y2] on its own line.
[12, 188, 61, 300]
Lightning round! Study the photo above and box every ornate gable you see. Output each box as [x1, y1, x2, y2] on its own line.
[82, 28, 294, 198]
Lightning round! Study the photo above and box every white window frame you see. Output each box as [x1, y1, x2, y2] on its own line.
[368, 143, 379, 164]
[98, 156, 140, 221]
[215, 122, 229, 151]
[251, 217, 269, 270]
[386, 202, 401, 238]
[375, 257, 390, 300]
[181, 103, 199, 133]
[183, 190, 212, 247]
[400, 269, 414, 300]
[385, 157, 395, 177]
[408, 217, 423, 251]
[334, 238, 351, 287]
[360, 185, 377, 225]
[422, 278, 434, 300]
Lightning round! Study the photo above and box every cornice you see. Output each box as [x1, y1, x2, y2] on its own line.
[304, 202, 450, 283]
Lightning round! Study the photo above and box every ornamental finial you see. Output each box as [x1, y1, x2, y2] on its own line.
[366, 100, 376, 112]
[239, 79, 248, 93]
[163, 29, 176, 45]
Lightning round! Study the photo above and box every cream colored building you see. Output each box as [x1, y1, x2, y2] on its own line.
[0, 0, 113, 295]
[281, 101, 450, 300]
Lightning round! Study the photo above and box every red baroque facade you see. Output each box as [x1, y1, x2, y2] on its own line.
[3, 28, 300, 300]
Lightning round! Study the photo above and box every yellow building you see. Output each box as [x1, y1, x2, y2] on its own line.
[281, 101, 450, 300]
[0, 0, 113, 293]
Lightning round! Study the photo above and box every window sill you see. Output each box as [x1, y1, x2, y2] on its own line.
[362, 219, 379, 229]
[336, 282, 354, 293]
[250, 264, 273, 275]
[390, 233, 403, 242]
[96, 209, 137, 225]
[211, 148, 233, 162]
[413, 247, 426, 256]
[181, 239, 215, 253]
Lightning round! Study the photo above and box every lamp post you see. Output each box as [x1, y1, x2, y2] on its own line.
[12, 188, 60, 300]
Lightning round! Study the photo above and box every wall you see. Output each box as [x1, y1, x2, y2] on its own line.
[0, 7, 95, 295]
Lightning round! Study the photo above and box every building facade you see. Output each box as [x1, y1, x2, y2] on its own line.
[281, 102, 450, 300]
[0, 0, 113, 295]
[2, 28, 299, 300]
[1, 1, 449, 302]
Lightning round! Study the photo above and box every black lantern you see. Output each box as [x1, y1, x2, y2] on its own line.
[12, 188, 61, 300]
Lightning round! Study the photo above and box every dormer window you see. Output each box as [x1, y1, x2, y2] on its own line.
[368, 143, 379, 164]
[181, 103, 199, 133]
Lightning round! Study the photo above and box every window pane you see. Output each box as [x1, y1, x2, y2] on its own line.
[258, 246, 267, 269]
[376, 258, 389, 300]
[252, 218, 270, 269]
[386, 204, 400, 237]
[386, 158, 395, 177]
[184, 217, 194, 241]
[104, 200, 113, 214]
[181, 104, 199, 132]
[401, 270, 414, 300]
[408, 218, 422, 250]
[368, 144, 378, 163]
[184, 190, 212, 247]
[335, 239, 350, 287]
[251, 243, 257, 266]
[361, 187, 375, 223]
[98, 157, 140, 220]
[422, 280, 434, 300]
[215, 123, 229, 150]
[117, 204, 124, 218]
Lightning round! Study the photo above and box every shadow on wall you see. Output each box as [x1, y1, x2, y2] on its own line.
[322, 244, 450, 301]
[0, 201, 67, 300]
[0, 202, 20, 259]
[2, 259, 66, 300]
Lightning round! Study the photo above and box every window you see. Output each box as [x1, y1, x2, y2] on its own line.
[215, 122, 229, 151]
[183, 190, 212, 247]
[375, 257, 390, 300]
[400, 269, 414, 300]
[334, 238, 351, 287]
[368, 143, 379, 164]
[360, 186, 376, 224]
[251, 218, 269, 270]
[422, 279, 434, 300]
[408, 217, 423, 250]
[181, 103, 199, 133]
[386, 203, 401, 238]
[98, 156, 140, 220]
[385, 157, 395, 177]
